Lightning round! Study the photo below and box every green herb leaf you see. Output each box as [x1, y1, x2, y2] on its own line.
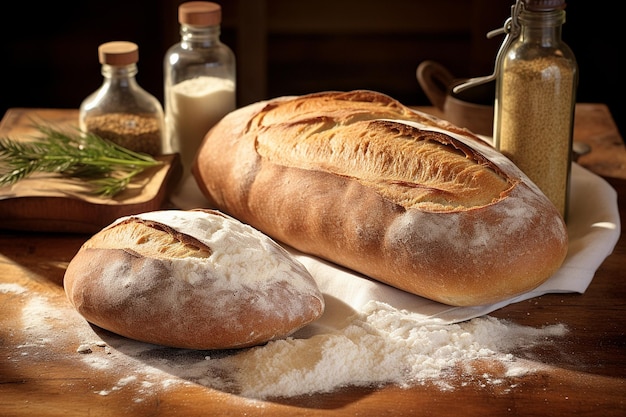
[0, 122, 162, 197]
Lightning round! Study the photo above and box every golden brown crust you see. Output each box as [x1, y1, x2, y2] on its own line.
[64, 209, 325, 349]
[193, 90, 569, 306]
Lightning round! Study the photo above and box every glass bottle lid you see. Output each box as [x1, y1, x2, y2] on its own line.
[523, 0, 566, 11]
[98, 41, 139, 66]
[179, 1, 221, 26]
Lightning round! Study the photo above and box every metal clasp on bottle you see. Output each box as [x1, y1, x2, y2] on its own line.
[453, 0, 524, 94]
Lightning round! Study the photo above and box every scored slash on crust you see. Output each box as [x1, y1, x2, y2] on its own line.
[97, 217, 213, 259]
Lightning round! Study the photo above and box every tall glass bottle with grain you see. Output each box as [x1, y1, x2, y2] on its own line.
[493, 0, 577, 220]
[79, 41, 165, 156]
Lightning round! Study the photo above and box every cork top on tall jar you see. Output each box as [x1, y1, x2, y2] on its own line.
[523, 0, 566, 11]
[179, 1, 221, 26]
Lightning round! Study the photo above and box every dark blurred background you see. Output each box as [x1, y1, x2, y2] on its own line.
[1, 0, 622, 138]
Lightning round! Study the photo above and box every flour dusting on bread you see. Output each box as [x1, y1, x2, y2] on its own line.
[193, 90, 568, 306]
[64, 209, 325, 350]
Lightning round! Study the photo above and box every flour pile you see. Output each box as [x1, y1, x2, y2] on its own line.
[217, 300, 566, 398]
[3, 282, 568, 401]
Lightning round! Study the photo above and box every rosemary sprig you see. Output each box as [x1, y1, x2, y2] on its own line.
[0, 123, 162, 197]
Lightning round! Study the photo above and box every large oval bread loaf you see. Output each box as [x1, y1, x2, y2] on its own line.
[64, 209, 325, 349]
[193, 90, 568, 306]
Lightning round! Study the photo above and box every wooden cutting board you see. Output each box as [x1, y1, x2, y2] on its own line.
[0, 108, 181, 234]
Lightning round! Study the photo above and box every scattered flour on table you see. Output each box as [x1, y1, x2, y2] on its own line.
[219, 301, 567, 398]
[0, 282, 28, 295]
[5, 283, 568, 400]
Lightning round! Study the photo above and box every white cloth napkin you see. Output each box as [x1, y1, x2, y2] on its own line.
[290, 163, 621, 334]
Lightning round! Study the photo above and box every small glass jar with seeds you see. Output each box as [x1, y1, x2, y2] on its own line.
[493, 0, 578, 220]
[79, 41, 165, 156]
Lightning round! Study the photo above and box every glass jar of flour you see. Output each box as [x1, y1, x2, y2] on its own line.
[164, 1, 236, 171]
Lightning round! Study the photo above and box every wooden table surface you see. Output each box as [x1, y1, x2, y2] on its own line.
[1, 105, 625, 416]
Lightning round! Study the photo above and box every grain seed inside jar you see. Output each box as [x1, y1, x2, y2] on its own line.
[498, 56, 574, 217]
[84, 112, 163, 155]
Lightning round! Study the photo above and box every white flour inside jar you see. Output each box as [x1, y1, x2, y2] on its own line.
[166, 76, 236, 170]
[4, 283, 568, 401]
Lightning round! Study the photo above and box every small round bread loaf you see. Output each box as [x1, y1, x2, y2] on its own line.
[63, 209, 325, 349]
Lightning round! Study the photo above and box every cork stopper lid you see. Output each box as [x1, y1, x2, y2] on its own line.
[98, 41, 139, 66]
[179, 1, 221, 26]
[523, 0, 566, 11]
